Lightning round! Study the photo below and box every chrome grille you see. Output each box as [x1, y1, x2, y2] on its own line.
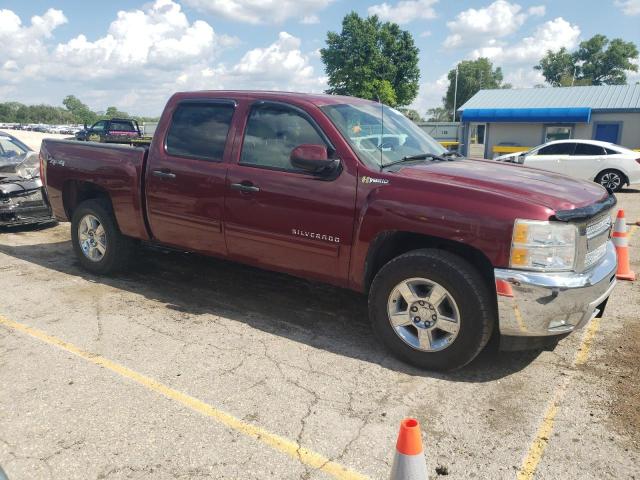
[581, 212, 613, 269]
[586, 215, 612, 239]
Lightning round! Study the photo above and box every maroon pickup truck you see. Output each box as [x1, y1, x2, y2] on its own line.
[40, 91, 618, 370]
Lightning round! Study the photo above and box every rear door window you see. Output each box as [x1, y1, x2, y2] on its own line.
[573, 143, 605, 156]
[537, 143, 576, 155]
[109, 121, 136, 132]
[166, 102, 235, 161]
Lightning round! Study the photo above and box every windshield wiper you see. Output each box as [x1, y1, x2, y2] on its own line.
[382, 153, 447, 169]
[442, 150, 463, 158]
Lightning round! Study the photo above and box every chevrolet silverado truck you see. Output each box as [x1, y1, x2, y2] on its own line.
[40, 91, 618, 370]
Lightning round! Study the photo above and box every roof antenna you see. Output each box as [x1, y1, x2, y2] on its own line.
[377, 95, 384, 172]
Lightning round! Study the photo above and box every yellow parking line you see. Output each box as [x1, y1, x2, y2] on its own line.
[516, 316, 602, 479]
[629, 225, 637, 240]
[0, 315, 369, 480]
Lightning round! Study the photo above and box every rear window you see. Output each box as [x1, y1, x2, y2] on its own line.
[166, 103, 235, 161]
[109, 121, 136, 132]
[573, 143, 605, 156]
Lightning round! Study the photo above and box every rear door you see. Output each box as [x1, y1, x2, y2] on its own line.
[145, 99, 236, 254]
[524, 142, 575, 174]
[561, 142, 607, 180]
[224, 100, 357, 286]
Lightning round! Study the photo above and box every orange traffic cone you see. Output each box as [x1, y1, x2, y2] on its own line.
[613, 209, 636, 281]
[389, 418, 427, 480]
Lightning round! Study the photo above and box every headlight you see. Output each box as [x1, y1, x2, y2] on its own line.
[510, 219, 577, 271]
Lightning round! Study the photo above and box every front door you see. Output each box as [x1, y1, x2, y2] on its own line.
[224, 101, 357, 286]
[145, 99, 236, 254]
[524, 142, 576, 174]
[468, 123, 486, 158]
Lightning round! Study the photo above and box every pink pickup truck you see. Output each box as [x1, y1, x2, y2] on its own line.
[40, 91, 617, 370]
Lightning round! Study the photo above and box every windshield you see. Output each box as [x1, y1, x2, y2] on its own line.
[320, 102, 446, 169]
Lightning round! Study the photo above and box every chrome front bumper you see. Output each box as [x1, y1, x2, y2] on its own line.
[495, 241, 617, 337]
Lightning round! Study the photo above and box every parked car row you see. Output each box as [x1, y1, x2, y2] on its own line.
[494, 139, 640, 192]
[0, 123, 83, 135]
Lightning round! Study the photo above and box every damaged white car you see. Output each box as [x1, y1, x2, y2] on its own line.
[0, 132, 54, 227]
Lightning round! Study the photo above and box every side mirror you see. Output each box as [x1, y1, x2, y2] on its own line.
[290, 144, 338, 175]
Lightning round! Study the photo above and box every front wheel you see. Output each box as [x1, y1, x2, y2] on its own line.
[368, 249, 495, 371]
[71, 199, 134, 274]
[595, 169, 626, 192]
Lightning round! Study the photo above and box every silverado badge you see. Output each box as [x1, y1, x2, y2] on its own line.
[361, 176, 389, 185]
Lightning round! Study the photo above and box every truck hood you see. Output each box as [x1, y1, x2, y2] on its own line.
[393, 159, 608, 211]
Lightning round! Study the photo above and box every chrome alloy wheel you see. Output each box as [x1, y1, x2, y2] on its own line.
[599, 172, 622, 191]
[78, 214, 107, 262]
[387, 278, 461, 352]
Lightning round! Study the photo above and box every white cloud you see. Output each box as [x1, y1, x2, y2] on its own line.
[301, 15, 320, 24]
[527, 5, 546, 16]
[470, 17, 581, 65]
[615, 0, 640, 15]
[51, 0, 236, 76]
[0, 8, 67, 72]
[0, 1, 325, 115]
[410, 73, 449, 115]
[443, 0, 527, 48]
[367, 0, 438, 24]
[183, 0, 333, 24]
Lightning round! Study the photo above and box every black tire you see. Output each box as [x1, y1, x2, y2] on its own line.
[71, 199, 134, 274]
[595, 169, 626, 192]
[368, 249, 495, 371]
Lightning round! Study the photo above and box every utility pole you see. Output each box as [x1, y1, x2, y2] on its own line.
[452, 65, 459, 122]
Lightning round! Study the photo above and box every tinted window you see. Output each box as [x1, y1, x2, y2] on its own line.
[166, 103, 234, 161]
[573, 143, 605, 156]
[91, 121, 107, 132]
[605, 148, 619, 155]
[240, 104, 326, 171]
[109, 121, 136, 132]
[537, 143, 575, 155]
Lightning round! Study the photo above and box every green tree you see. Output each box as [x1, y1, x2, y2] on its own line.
[104, 106, 130, 119]
[535, 35, 639, 86]
[63, 95, 97, 124]
[320, 12, 420, 107]
[425, 107, 451, 122]
[444, 58, 509, 120]
[398, 108, 422, 122]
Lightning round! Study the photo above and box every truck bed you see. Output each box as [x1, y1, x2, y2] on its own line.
[41, 139, 150, 240]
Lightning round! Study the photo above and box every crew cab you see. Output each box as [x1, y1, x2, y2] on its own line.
[75, 118, 144, 144]
[40, 91, 618, 370]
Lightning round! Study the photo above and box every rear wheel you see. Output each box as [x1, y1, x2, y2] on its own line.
[368, 249, 495, 371]
[71, 199, 134, 274]
[595, 169, 626, 192]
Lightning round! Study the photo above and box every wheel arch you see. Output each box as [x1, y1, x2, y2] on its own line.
[62, 180, 114, 220]
[363, 231, 496, 294]
[595, 168, 629, 187]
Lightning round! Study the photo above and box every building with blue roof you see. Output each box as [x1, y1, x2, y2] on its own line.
[457, 84, 640, 158]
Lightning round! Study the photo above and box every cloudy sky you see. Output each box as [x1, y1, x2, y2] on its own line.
[1, 0, 639, 116]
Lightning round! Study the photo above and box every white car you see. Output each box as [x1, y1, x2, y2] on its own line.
[495, 139, 640, 192]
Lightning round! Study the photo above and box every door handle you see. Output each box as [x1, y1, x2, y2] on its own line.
[230, 182, 260, 193]
[152, 169, 176, 179]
